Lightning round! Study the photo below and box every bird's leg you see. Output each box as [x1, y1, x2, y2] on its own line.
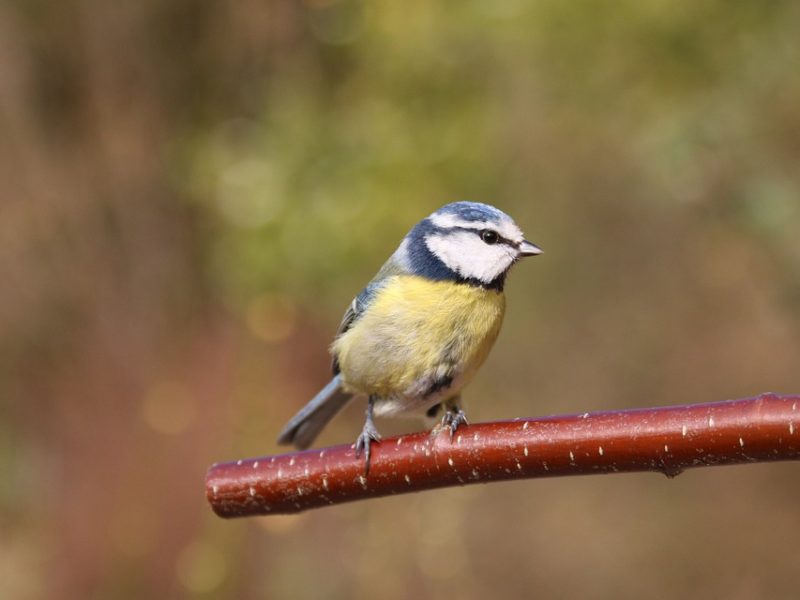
[441, 396, 469, 439]
[354, 395, 382, 474]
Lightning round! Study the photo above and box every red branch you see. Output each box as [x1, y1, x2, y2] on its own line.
[206, 393, 800, 517]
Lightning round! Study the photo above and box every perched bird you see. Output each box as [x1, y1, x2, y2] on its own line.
[277, 201, 541, 469]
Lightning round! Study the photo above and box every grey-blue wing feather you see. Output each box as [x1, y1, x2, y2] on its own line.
[331, 254, 406, 374]
[276, 375, 352, 449]
[332, 284, 380, 374]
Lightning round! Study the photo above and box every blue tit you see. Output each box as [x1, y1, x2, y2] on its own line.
[277, 201, 542, 468]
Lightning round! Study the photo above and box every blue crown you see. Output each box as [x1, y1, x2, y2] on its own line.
[435, 201, 506, 225]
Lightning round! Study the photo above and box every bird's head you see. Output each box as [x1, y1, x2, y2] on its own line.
[397, 201, 542, 290]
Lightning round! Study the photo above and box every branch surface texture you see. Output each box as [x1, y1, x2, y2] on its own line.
[206, 393, 799, 517]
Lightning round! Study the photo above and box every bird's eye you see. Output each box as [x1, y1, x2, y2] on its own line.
[480, 230, 499, 245]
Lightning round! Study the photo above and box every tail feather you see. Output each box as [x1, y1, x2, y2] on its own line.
[277, 375, 353, 449]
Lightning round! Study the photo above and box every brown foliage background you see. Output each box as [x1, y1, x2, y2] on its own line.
[1, 1, 799, 598]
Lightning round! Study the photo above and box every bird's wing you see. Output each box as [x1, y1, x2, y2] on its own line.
[331, 254, 407, 374]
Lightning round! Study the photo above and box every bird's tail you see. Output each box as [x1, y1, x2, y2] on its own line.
[276, 375, 353, 449]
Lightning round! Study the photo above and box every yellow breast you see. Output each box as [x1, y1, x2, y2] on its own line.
[332, 275, 506, 404]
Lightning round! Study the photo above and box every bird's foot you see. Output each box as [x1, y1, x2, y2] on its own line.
[354, 421, 382, 474]
[441, 408, 469, 439]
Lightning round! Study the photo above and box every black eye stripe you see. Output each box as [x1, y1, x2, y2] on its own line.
[430, 222, 517, 246]
[475, 229, 514, 246]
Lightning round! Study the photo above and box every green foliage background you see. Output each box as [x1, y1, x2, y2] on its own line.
[1, 1, 799, 598]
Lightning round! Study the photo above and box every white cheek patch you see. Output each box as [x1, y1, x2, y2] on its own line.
[497, 220, 524, 244]
[425, 232, 516, 283]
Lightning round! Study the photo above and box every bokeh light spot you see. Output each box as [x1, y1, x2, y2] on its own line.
[176, 540, 227, 593]
[257, 513, 306, 535]
[217, 159, 284, 229]
[142, 381, 196, 435]
[246, 293, 297, 343]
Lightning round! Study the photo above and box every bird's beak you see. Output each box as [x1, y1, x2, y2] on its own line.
[518, 239, 543, 257]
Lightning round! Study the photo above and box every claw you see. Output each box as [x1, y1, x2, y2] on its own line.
[355, 396, 382, 474]
[442, 408, 469, 439]
[354, 426, 381, 474]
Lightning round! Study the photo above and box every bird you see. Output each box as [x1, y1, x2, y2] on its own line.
[277, 201, 542, 470]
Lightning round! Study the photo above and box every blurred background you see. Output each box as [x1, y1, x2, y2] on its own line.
[2, 1, 799, 598]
